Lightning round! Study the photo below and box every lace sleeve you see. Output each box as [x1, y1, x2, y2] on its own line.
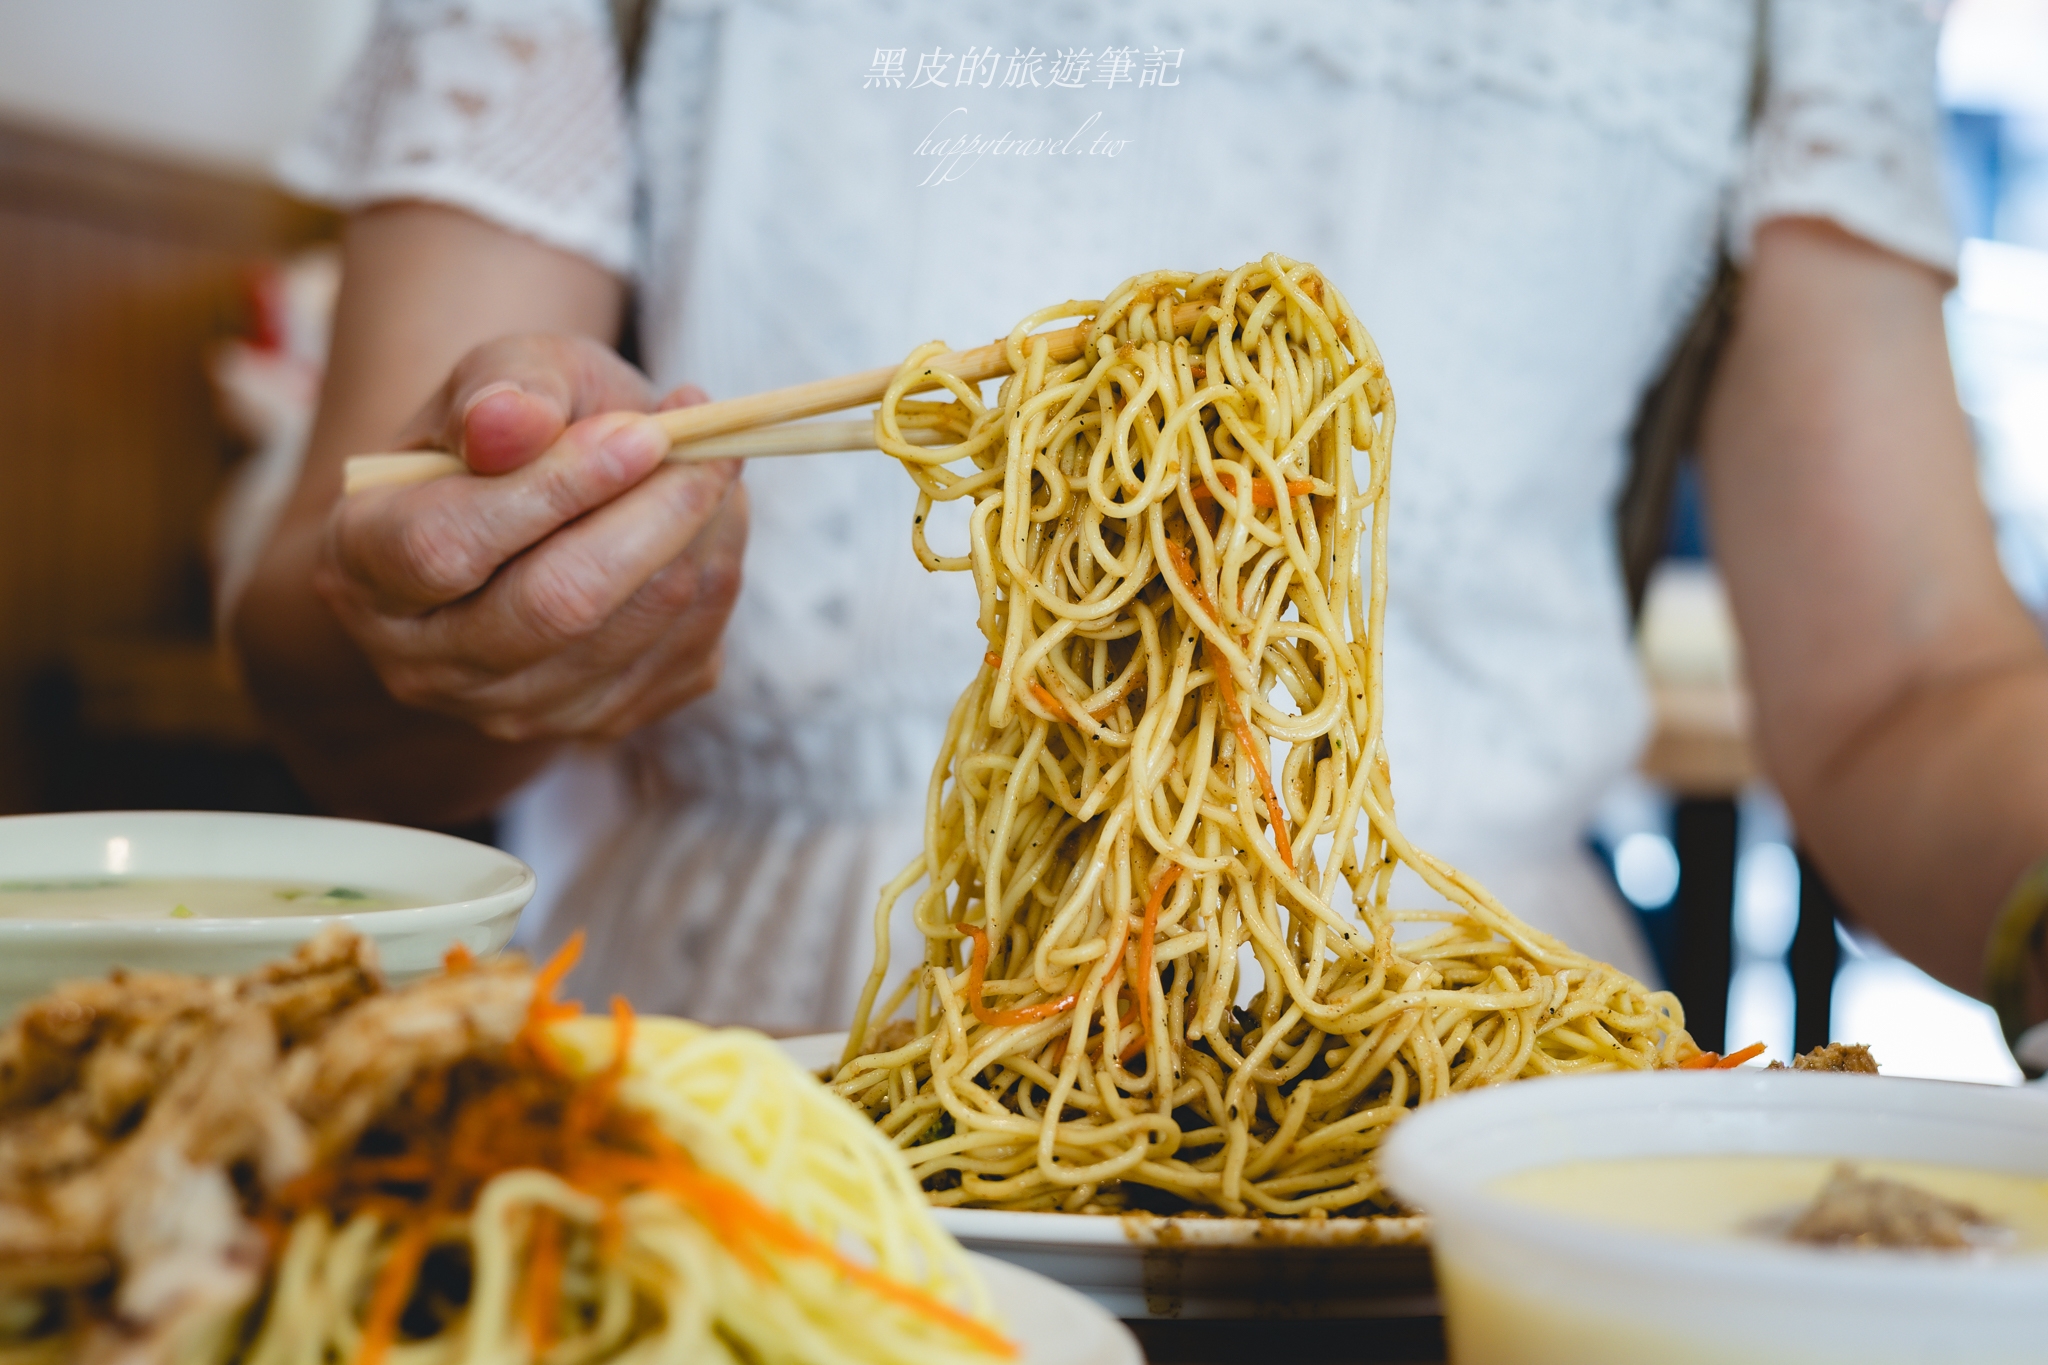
[276, 0, 634, 275]
[1729, 0, 1957, 275]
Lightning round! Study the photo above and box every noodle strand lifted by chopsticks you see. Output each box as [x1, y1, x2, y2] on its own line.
[838, 256, 1696, 1217]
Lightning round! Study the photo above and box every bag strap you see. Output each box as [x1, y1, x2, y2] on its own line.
[609, 0, 656, 85]
[1616, 0, 1771, 619]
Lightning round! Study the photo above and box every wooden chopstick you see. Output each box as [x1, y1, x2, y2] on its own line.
[342, 301, 1207, 496]
[342, 420, 950, 494]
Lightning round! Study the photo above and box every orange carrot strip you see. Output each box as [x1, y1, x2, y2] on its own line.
[962, 925, 1078, 1026]
[531, 931, 583, 1009]
[1027, 682, 1071, 722]
[1115, 987, 1147, 1065]
[1162, 541, 1295, 872]
[1211, 658, 1295, 873]
[588, 1152, 1016, 1359]
[566, 997, 639, 1147]
[1029, 677, 1133, 726]
[442, 941, 476, 974]
[1128, 865, 1182, 1068]
[348, 1155, 437, 1184]
[1716, 1041, 1767, 1069]
[520, 932, 588, 1072]
[328, 947, 1017, 1364]
[1000, 644, 1137, 728]
[835, 1246, 1017, 1359]
[606, 996, 636, 1080]
[1189, 474, 1315, 508]
[1678, 1051, 1721, 1070]
[523, 1206, 563, 1353]
[355, 1218, 431, 1365]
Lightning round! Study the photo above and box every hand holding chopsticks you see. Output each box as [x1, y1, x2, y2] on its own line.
[341, 303, 1204, 495]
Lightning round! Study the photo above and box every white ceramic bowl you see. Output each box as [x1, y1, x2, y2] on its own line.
[0, 810, 534, 1017]
[974, 1253, 1142, 1364]
[1379, 1070, 2048, 1365]
[779, 1032, 1434, 1320]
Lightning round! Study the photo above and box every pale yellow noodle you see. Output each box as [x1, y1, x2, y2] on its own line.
[226, 1019, 1004, 1364]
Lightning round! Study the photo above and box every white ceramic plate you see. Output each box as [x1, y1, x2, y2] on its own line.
[0, 810, 534, 1017]
[782, 1032, 1436, 1321]
[976, 1252, 1143, 1364]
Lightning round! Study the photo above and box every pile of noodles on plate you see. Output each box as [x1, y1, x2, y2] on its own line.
[838, 256, 1705, 1217]
[0, 930, 1009, 1364]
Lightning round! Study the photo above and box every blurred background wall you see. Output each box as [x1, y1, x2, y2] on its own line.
[0, 0, 373, 175]
[0, 0, 369, 815]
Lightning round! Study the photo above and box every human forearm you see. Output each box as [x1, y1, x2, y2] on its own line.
[1701, 218, 2048, 999]
[236, 520, 562, 825]
[232, 204, 627, 824]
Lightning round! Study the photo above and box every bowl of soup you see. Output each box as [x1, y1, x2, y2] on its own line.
[0, 810, 534, 1016]
[1378, 1068, 2048, 1365]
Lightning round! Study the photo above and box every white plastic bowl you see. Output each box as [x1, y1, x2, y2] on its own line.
[0, 810, 534, 1017]
[1379, 1070, 2048, 1365]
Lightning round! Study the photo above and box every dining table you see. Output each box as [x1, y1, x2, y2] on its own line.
[1127, 1315, 1447, 1364]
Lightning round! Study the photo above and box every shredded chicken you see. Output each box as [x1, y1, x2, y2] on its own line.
[280, 955, 532, 1162]
[1767, 1042, 1880, 1074]
[1785, 1162, 2000, 1250]
[0, 932, 568, 1361]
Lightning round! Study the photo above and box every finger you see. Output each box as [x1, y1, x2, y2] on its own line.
[582, 548, 745, 738]
[460, 382, 568, 474]
[340, 503, 740, 743]
[395, 334, 656, 475]
[329, 410, 673, 613]
[655, 382, 710, 413]
[360, 503, 739, 743]
[417, 457, 742, 669]
[536, 484, 748, 735]
[592, 476, 747, 653]
[394, 477, 742, 736]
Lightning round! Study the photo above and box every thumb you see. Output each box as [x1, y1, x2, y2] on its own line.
[460, 381, 571, 475]
[405, 334, 656, 476]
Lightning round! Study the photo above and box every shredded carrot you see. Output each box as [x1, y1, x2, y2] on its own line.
[999, 648, 1139, 728]
[1028, 677, 1136, 727]
[579, 1149, 1016, 1360]
[605, 996, 635, 1080]
[1127, 865, 1182, 1068]
[355, 1217, 431, 1365]
[1678, 1050, 1720, 1069]
[1027, 682, 1071, 722]
[346, 1155, 436, 1184]
[564, 996, 636, 1146]
[1114, 987, 1146, 1065]
[529, 931, 584, 1020]
[1211, 652, 1295, 873]
[518, 932, 587, 1073]
[442, 942, 476, 974]
[1162, 541, 1295, 872]
[1716, 1041, 1766, 1069]
[298, 942, 1014, 1365]
[1188, 474, 1315, 509]
[523, 1206, 563, 1353]
[961, 924, 1079, 1026]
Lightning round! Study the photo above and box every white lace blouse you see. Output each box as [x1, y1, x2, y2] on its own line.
[283, 0, 1955, 1029]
